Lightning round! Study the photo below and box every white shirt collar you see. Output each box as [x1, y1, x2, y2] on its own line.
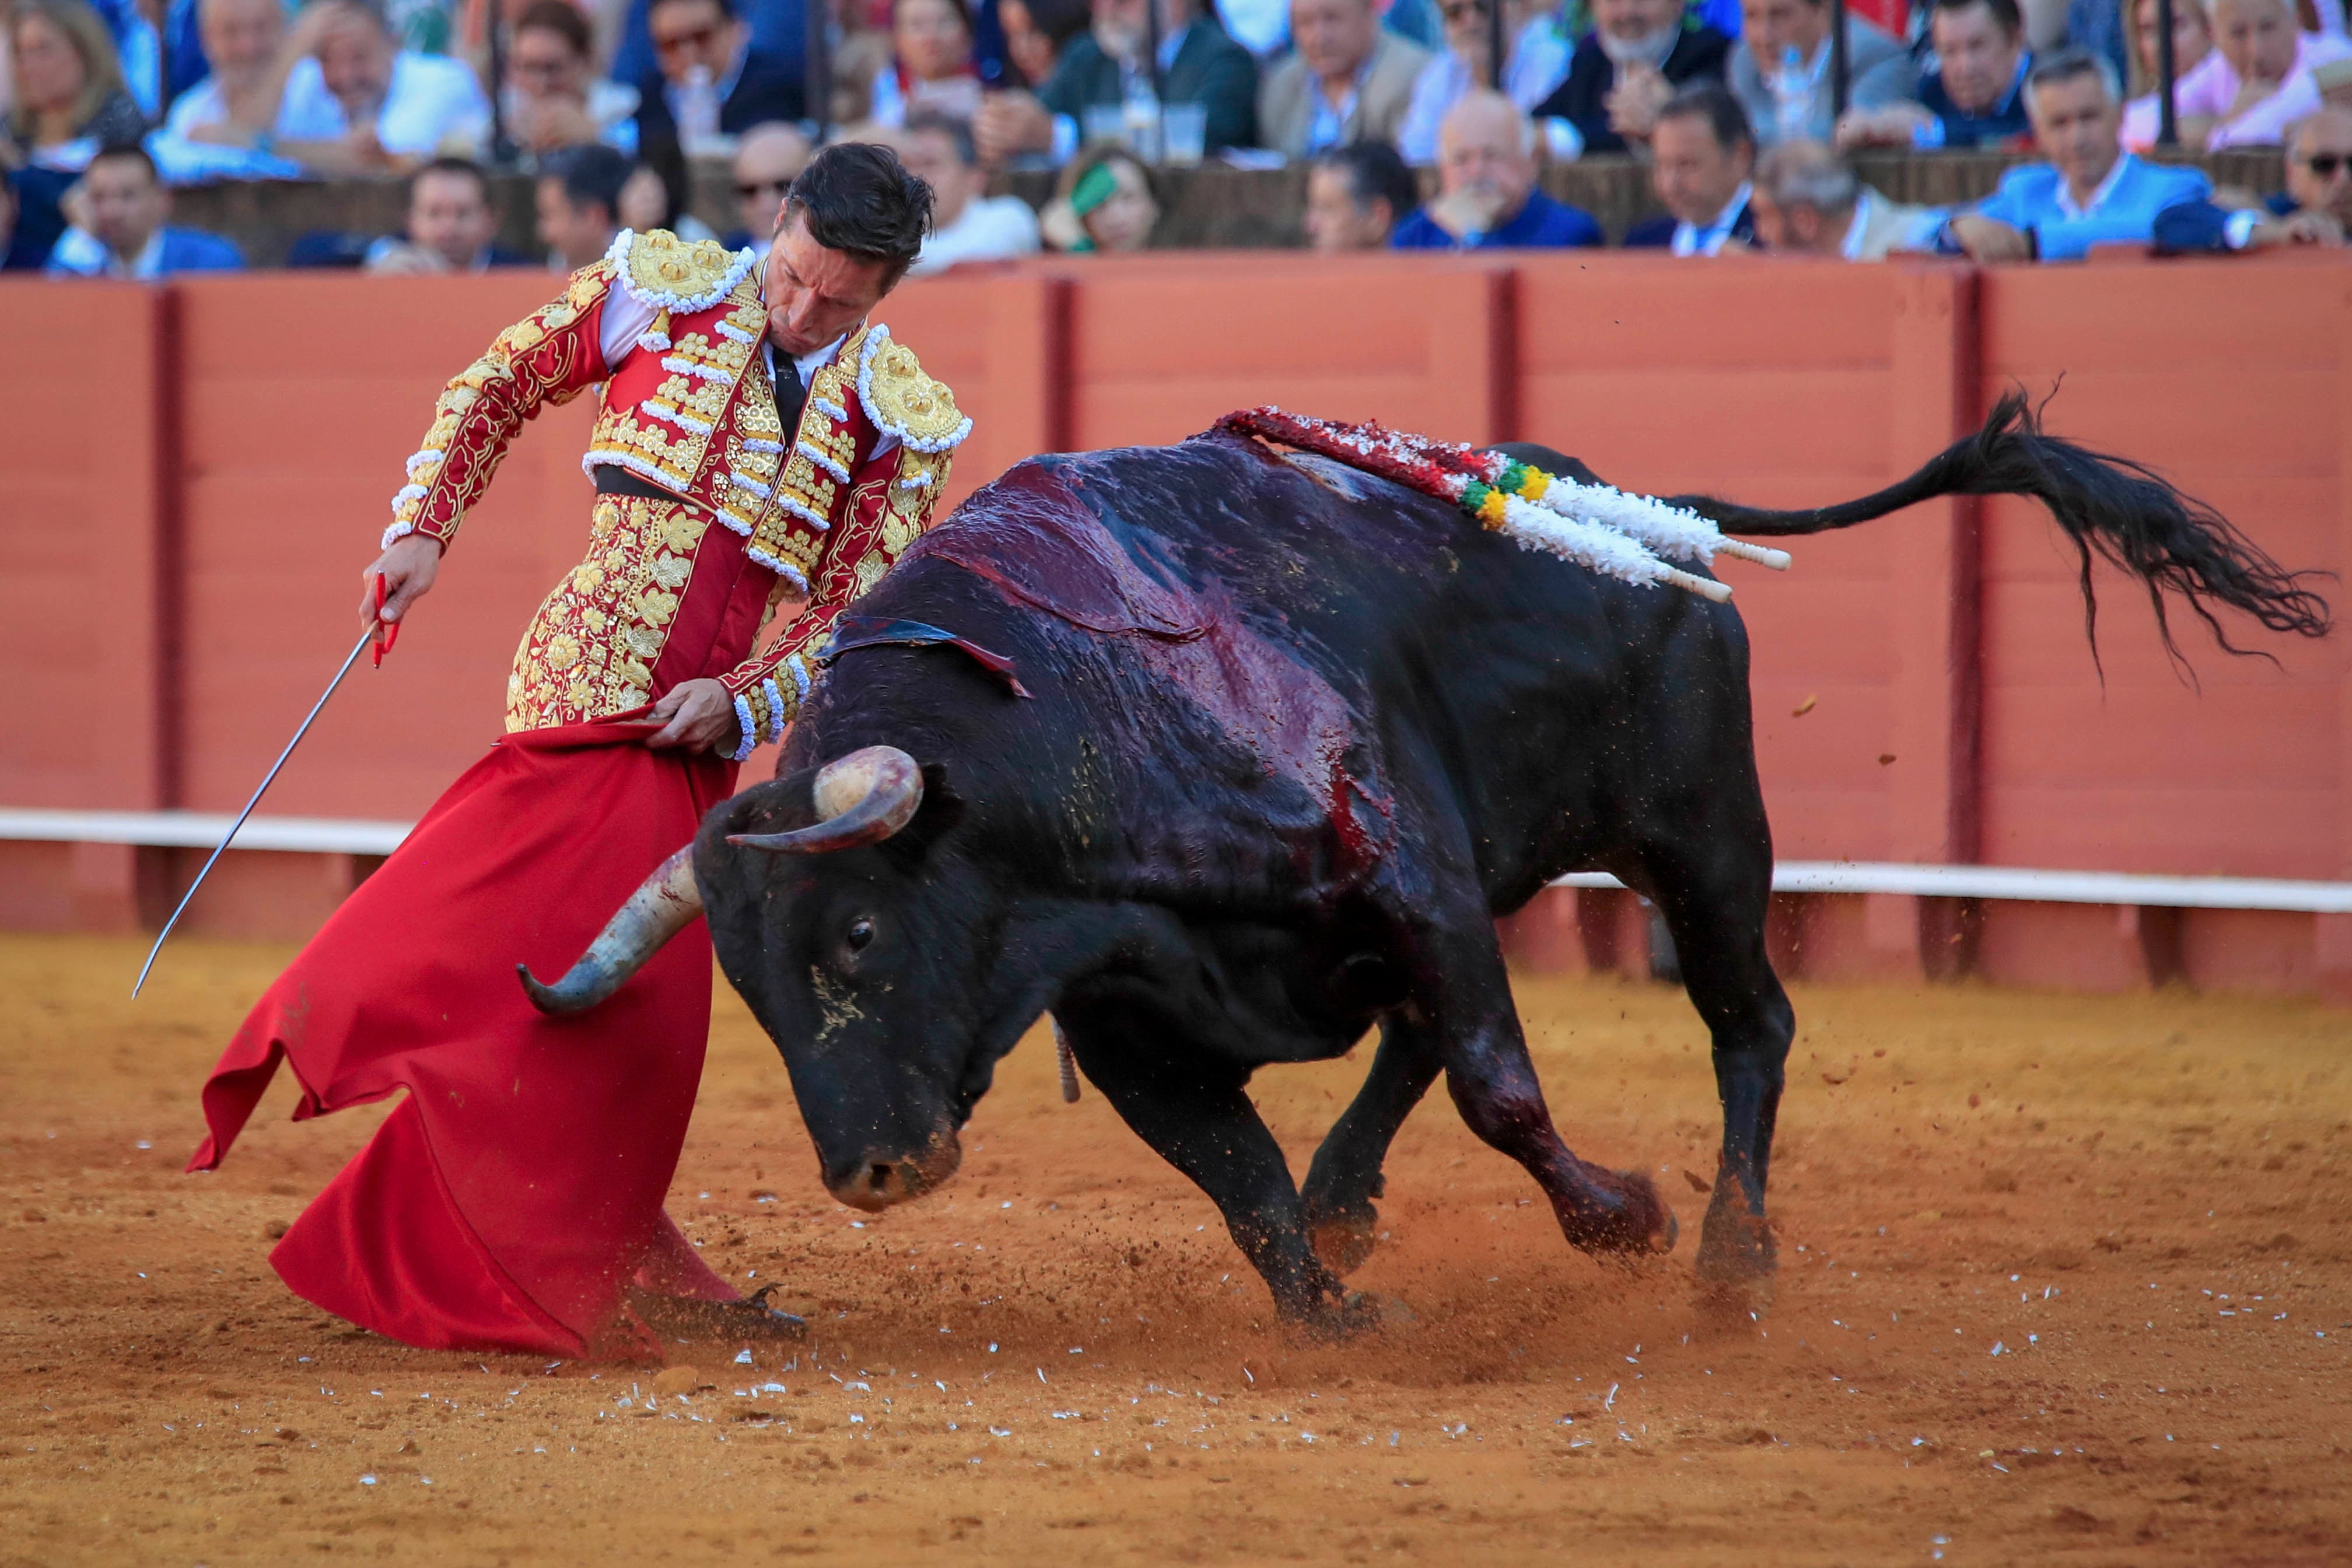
[764, 331, 850, 388]
[1839, 190, 1873, 260]
[2055, 152, 2132, 220]
[1672, 182, 1752, 257]
[114, 228, 166, 279]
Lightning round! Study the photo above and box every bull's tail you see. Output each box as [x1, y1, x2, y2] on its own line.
[1666, 388, 2332, 666]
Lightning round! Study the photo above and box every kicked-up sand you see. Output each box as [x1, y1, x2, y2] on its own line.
[1, 932, 2347, 1566]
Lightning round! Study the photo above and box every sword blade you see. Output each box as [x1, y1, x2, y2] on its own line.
[132, 626, 378, 998]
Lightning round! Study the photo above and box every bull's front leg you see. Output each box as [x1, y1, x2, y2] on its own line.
[1406, 914, 1678, 1260]
[1054, 1005, 1367, 1334]
[1300, 1014, 1441, 1275]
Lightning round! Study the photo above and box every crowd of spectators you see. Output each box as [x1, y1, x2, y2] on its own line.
[0, 0, 2345, 276]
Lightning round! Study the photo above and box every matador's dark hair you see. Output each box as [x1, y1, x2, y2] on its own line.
[783, 141, 935, 286]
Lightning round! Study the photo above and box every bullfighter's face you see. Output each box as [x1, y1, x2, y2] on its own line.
[762, 211, 893, 360]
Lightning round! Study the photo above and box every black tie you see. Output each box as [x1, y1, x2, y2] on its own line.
[773, 348, 808, 437]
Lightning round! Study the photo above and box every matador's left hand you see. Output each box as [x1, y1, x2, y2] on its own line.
[645, 678, 740, 754]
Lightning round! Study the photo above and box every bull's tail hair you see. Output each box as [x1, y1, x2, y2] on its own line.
[1663, 388, 2332, 671]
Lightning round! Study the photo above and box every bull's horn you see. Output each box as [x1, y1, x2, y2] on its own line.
[727, 746, 923, 855]
[517, 846, 702, 1015]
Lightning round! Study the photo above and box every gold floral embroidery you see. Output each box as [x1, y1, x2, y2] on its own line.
[583, 291, 767, 492]
[746, 329, 867, 569]
[394, 261, 610, 545]
[505, 495, 710, 731]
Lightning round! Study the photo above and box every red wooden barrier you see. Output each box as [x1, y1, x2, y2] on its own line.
[1, 253, 2344, 997]
[0, 282, 173, 928]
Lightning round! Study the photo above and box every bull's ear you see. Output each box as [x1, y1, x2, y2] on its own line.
[884, 763, 964, 859]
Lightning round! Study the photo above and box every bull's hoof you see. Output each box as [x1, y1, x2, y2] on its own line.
[1298, 1289, 1418, 1342]
[1692, 1275, 1776, 1333]
[1306, 1205, 1382, 1277]
[1694, 1184, 1777, 1283]
[1565, 1170, 1678, 1259]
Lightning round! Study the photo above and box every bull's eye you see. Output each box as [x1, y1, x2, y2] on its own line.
[846, 917, 876, 953]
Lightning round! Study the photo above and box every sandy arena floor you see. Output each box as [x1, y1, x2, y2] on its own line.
[1, 932, 2347, 1566]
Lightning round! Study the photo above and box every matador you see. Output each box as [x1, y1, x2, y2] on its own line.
[188, 144, 966, 1356]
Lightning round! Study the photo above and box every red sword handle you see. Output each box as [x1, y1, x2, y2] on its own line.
[372, 572, 400, 667]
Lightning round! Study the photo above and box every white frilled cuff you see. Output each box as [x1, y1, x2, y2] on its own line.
[724, 692, 760, 761]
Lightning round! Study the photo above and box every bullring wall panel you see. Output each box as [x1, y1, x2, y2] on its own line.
[1, 253, 2346, 995]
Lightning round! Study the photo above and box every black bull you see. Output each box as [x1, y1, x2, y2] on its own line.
[526, 395, 2326, 1335]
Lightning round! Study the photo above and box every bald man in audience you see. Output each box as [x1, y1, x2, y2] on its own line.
[726, 121, 813, 259]
[1748, 139, 1939, 257]
[2154, 107, 2352, 250]
[1391, 89, 1602, 247]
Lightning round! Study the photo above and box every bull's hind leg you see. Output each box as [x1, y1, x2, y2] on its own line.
[1632, 832, 1794, 1284]
[1300, 1016, 1441, 1274]
[1405, 911, 1677, 1259]
[1054, 1005, 1357, 1331]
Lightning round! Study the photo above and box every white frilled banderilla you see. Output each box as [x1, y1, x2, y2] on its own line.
[1216, 407, 1793, 602]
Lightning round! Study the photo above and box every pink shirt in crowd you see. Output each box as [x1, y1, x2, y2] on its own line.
[2123, 30, 2352, 149]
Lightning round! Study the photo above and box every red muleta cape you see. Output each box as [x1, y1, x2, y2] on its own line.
[188, 718, 737, 1357]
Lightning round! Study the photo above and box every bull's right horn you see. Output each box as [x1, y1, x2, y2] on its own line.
[727, 746, 923, 855]
[517, 845, 702, 1015]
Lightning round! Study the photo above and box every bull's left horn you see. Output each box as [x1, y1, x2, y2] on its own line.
[517, 846, 703, 1014]
[727, 746, 923, 855]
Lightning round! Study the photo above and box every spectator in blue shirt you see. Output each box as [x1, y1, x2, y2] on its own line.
[1937, 49, 2210, 262]
[2154, 106, 2352, 253]
[1836, 0, 2032, 152]
[44, 142, 244, 276]
[88, 0, 207, 119]
[1393, 90, 1602, 249]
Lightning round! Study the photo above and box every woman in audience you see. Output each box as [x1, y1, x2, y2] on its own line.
[616, 129, 718, 239]
[868, 0, 982, 126]
[2120, 0, 2213, 148]
[1041, 142, 1157, 251]
[5, 0, 145, 168]
[503, 0, 640, 157]
[999, 0, 1087, 88]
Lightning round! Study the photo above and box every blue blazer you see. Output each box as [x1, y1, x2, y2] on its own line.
[1958, 155, 2212, 261]
[48, 225, 244, 276]
[1623, 195, 1756, 250]
[156, 228, 246, 272]
[2152, 190, 2300, 254]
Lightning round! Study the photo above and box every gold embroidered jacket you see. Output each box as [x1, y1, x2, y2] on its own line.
[384, 229, 970, 756]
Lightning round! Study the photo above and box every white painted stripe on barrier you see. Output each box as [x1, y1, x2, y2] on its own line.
[1552, 862, 2352, 915]
[0, 809, 410, 856]
[1, 810, 2347, 914]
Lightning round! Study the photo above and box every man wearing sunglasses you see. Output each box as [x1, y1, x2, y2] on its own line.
[727, 120, 814, 261]
[632, 0, 807, 152]
[2154, 106, 2352, 251]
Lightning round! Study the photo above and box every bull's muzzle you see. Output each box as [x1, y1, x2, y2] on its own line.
[826, 1130, 963, 1212]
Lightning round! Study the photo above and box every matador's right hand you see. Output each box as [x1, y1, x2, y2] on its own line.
[362, 534, 443, 637]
